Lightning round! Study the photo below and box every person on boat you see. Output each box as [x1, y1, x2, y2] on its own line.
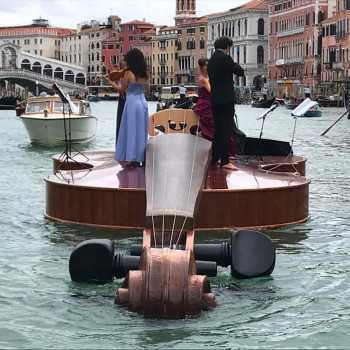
[207, 36, 245, 169]
[112, 49, 149, 167]
[193, 58, 243, 156]
[105, 57, 127, 143]
[193, 58, 215, 141]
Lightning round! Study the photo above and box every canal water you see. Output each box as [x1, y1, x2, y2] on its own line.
[0, 102, 349, 349]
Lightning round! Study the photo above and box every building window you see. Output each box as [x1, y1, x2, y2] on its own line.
[200, 38, 205, 49]
[257, 46, 264, 64]
[258, 18, 265, 35]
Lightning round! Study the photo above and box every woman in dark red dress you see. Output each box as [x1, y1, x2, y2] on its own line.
[193, 58, 214, 141]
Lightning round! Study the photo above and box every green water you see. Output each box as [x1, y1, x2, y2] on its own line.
[0, 102, 349, 349]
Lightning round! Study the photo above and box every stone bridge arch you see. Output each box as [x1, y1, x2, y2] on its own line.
[21, 59, 31, 70]
[0, 43, 20, 69]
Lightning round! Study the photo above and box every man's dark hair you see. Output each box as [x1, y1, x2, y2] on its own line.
[214, 36, 233, 50]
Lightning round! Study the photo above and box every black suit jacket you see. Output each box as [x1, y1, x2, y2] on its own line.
[208, 50, 244, 105]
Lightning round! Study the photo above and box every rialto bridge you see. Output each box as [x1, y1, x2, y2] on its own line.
[0, 43, 87, 94]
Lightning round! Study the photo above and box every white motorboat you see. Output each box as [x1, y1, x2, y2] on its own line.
[19, 95, 97, 146]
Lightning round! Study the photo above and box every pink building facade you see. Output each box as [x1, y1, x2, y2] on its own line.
[321, 0, 350, 84]
[102, 31, 122, 74]
[268, 0, 328, 97]
[119, 20, 155, 62]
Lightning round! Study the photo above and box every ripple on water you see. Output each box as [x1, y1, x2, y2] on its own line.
[0, 105, 350, 348]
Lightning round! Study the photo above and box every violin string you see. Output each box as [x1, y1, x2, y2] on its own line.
[175, 117, 200, 248]
[169, 108, 188, 248]
[150, 124, 157, 248]
[161, 109, 171, 248]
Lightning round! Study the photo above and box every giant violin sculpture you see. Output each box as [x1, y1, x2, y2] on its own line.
[46, 107, 309, 318]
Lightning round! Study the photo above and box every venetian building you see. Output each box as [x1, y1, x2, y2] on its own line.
[321, 0, 350, 88]
[268, 0, 328, 97]
[151, 26, 178, 87]
[207, 0, 268, 88]
[60, 18, 114, 85]
[0, 18, 73, 64]
[175, 0, 197, 25]
[175, 17, 208, 85]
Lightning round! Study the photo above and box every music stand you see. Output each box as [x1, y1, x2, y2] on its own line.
[255, 102, 279, 160]
[53, 83, 90, 182]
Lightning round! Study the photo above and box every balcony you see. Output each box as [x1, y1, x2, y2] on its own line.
[275, 57, 304, 66]
[177, 69, 194, 75]
[277, 27, 305, 38]
[333, 62, 344, 70]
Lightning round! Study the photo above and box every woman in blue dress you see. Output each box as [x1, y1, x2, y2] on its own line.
[114, 48, 149, 167]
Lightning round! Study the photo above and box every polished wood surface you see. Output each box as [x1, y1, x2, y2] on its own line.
[45, 150, 310, 230]
[115, 230, 216, 318]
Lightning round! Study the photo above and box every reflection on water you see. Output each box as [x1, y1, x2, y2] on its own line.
[0, 103, 350, 348]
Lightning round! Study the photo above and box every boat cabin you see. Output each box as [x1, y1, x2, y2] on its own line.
[25, 96, 91, 116]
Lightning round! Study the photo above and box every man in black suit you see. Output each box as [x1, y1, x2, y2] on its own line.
[207, 37, 245, 168]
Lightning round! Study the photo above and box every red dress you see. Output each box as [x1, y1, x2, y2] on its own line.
[193, 87, 236, 155]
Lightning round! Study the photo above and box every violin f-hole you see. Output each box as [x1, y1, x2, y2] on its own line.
[168, 120, 187, 131]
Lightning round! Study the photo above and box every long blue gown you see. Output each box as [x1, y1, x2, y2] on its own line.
[115, 83, 149, 163]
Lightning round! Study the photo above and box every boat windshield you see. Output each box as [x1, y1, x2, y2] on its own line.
[26, 101, 50, 113]
[53, 101, 80, 114]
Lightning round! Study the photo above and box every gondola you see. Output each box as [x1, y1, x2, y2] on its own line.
[0, 96, 18, 110]
[251, 97, 275, 108]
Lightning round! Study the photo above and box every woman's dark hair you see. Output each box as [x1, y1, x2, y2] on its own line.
[125, 48, 148, 79]
[214, 36, 233, 50]
[198, 58, 208, 68]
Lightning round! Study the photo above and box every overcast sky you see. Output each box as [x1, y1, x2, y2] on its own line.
[0, 0, 248, 28]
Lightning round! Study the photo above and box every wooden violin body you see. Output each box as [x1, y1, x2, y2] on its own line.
[108, 68, 129, 82]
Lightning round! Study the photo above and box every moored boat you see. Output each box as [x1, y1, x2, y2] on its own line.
[303, 103, 322, 117]
[285, 100, 300, 110]
[20, 95, 97, 146]
[251, 97, 275, 108]
[87, 94, 101, 102]
[0, 96, 18, 110]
